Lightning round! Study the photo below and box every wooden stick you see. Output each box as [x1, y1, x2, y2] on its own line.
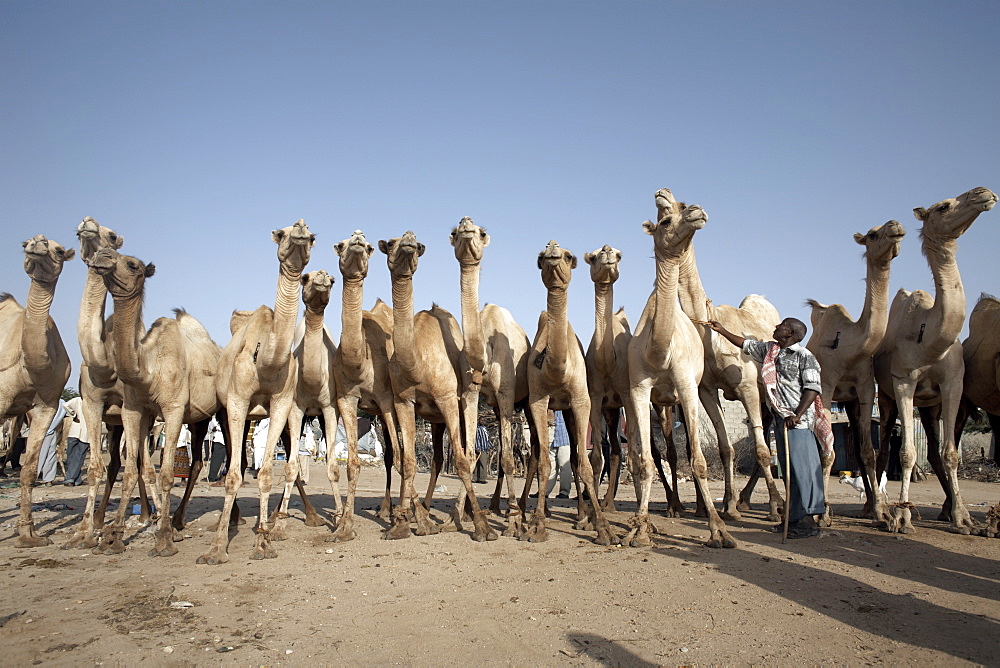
[782, 423, 791, 544]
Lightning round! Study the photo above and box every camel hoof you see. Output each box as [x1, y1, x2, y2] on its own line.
[196, 550, 230, 565]
[327, 528, 357, 543]
[250, 546, 278, 560]
[706, 531, 737, 549]
[383, 522, 412, 540]
[503, 518, 523, 538]
[594, 523, 616, 546]
[269, 526, 289, 542]
[149, 544, 179, 558]
[720, 509, 742, 522]
[101, 539, 126, 555]
[519, 525, 547, 543]
[14, 535, 52, 549]
[61, 534, 90, 550]
[303, 513, 325, 527]
[601, 500, 617, 513]
[736, 499, 752, 513]
[472, 521, 498, 543]
[414, 521, 439, 537]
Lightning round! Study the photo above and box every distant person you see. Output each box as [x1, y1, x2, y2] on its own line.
[36, 400, 68, 485]
[206, 415, 227, 483]
[62, 396, 89, 486]
[708, 317, 833, 539]
[473, 424, 494, 484]
[545, 410, 573, 499]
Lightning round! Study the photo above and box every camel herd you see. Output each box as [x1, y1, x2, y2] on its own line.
[1, 185, 997, 563]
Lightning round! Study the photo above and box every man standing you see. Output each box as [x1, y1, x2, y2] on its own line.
[708, 317, 833, 539]
[62, 395, 89, 486]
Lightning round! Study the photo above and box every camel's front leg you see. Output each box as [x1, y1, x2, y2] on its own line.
[15, 406, 55, 548]
[150, 414, 185, 557]
[940, 386, 978, 535]
[520, 398, 551, 543]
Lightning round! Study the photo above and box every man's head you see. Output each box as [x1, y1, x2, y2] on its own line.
[773, 317, 807, 348]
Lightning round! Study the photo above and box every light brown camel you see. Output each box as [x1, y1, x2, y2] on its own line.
[652, 186, 784, 523]
[583, 244, 632, 512]
[0, 235, 74, 547]
[278, 269, 341, 537]
[955, 294, 1000, 471]
[379, 230, 494, 542]
[199, 219, 315, 565]
[627, 201, 735, 549]
[88, 248, 223, 556]
[806, 219, 905, 526]
[63, 217, 130, 549]
[448, 217, 533, 537]
[331, 230, 402, 542]
[523, 240, 614, 545]
[873, 186, 996, 535]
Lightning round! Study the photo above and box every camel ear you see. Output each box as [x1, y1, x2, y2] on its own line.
[378, 239, 389, 254]
[332, 242, 344, 256]
[537, 252, 545, 270]
[145, 263, 156, 278]
[584, 252, 595, 265]
[642, 220, 656, 236]
[853, 232, 866, 245]
[481, 231, 490, 247]
[913, 207, 928, 222]
[113, 235, 124, 250]
[301, 275, 310, 286]
[568, 253, 577, 269]
[417, 243, 426, 257]
[365, 243, 375, 257]
[272, 229, 285, 244]
[63, 248, 76, 261]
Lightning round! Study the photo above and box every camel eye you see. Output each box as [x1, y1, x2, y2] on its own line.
[108, 233, 117, 242]
[937, 203, 950, 212]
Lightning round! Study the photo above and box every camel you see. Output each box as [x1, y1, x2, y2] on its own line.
[331, 230, 402, 542]
[583, 244, 633, 511]
[0, 235, 74, 547]
[805, 219, 906, 526]
[62, 217, 130, 549]
[648, 187, 784, 522]
[199, 219, 315, 565]
[873, 186, 997, 535]
[627, 199, 735, 549]
[278, 269, 341, 536]
[379, 230, 494, 542]
[955, 294, 1000, 469]
[448, 217, 533, 537]
[87, 247, 224, 556]
[522, 240, 614, 545]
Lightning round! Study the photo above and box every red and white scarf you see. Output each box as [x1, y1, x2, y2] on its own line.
[761, 342, 834, 458]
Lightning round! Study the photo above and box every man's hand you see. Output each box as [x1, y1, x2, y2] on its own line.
[708, 320, 746, 349]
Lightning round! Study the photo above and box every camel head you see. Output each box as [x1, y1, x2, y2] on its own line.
[273, 219, 315, 276]
[89, 248, 155, 302]
[334, 230, 375, 281]
[642, 203, 707, 259]
[379, 231, 425, 279]
[854, 219, 906, 265]
[301, 270, 334, 312]
[76, 217, 123, 264]
[537, 240, 577, 291]
[22, 234, 75, 284]
[914, 187, 996, 245]
[450, 217, 490, 266]
[654, 188, 681, 224]
[584, 244, 622, 285]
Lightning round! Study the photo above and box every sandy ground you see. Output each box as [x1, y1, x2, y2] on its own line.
[1, 462, 998, 667]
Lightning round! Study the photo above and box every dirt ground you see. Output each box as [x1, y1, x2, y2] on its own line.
[1, 461, 998, 667]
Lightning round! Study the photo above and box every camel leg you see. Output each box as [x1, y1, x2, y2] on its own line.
[684, 385, 735, 548]
[888, 383, 918, 534]
[497, 406, 524, 537]
[422, 423, 446, 510]
[96, 408, 150, 555]
[14, 404, 57, 548]
[149, 413, 185, 557]
[699, 387, 741, 520]
[445, 400, 496, 542]
[520, 399, 552, 542]
[66, 422, 121, 549]
[622, 387, 656, 547]
[172, 418, 209, 532]
[197, 406, 250, 565]
[313, 407, 341, 525]
[570, 403, 615, 544]
[384, 400, 437, 540]
[652, 405, 684, 516]
[939, 382, 977, 534]
[917, 406, 952, 522]
[375, 416, 399, 522]
[93, 426, 124, 530]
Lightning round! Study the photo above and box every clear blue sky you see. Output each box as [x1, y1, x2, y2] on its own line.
[2, 1, 997, 389]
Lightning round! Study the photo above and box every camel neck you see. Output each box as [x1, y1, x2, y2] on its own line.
[544, 285, 569, 377]
[259, 265, 301, 373]
[592, 281, 615, 374]
[22, 279, 57, 373]
[460, 262, 486, 373]
[110, 291, 146, 387]
[339, 275, 366, 372]
[648, 250, 680, 362]
[676, 246, 710, 322]
[924, 237, 966, 357]
[77, 268, 113, 374]
[300, 307, 327, 390]
[855, 254, 893, 356]
[390, 273, 419, 381]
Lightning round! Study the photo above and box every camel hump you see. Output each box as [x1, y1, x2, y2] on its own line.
[174, 308, 217, 346]
[739, 294, 779, 323]
[0, 292, 22, 312]
[230, 309, 256, 336]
